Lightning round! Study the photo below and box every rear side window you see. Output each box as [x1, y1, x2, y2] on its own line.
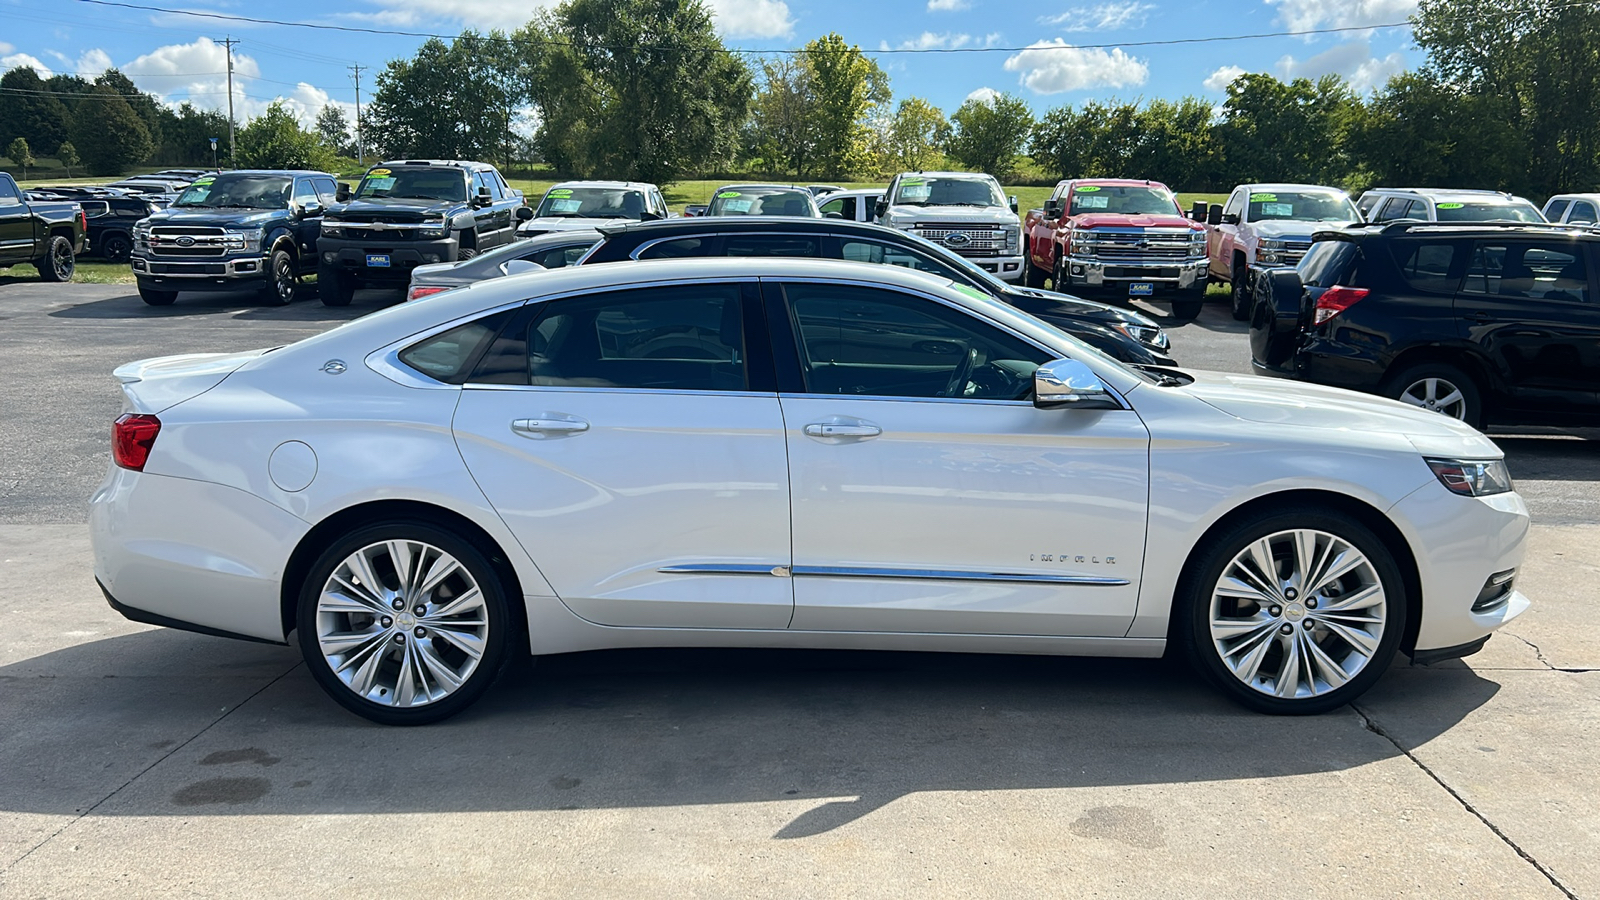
[522, 243, 593, 269]
[840, 239, 961, 280]
[1569, 201, 1598, 225]
[1390, 241, 1462, 293]
[820, 196, 855, 219]
[637, 237, 711, 260]
[398, 310, 513, 383]
[1462, 242, 1590, 303]
[1298, 241, 1359, 288]
[724, 235, 823, 258]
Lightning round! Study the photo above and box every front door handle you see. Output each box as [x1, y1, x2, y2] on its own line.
[511, 416, 589, 436]
[1467, 311, 1495, 323]
[804, 422, 882, 438]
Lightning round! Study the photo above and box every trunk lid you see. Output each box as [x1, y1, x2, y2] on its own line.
[112, 349, 273, 413]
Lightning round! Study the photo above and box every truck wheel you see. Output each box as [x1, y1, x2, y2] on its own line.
[1171, 288, 1205, 322]
[319, 265, 354, 307]
[1023, 250, 1047, 288]
[1052, 254, 1067, 292]
[138, 285, 177, 306]
[1230, 269, 1252, 320]
[36, 236, 76, 283]
[261, 248, 298, 306]
[100, 233, 133, 263]
[457, 246, 477, 261]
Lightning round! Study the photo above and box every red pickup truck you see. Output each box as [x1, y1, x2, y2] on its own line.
[1022, 178, 1209, 319]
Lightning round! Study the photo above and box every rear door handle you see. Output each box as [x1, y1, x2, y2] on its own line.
[804, 422, 882, 438]
[511, 416, 589, 436]
[1467, 311, 1495, 323]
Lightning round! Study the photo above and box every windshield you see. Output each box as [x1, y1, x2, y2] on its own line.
[1247, 190, 1358, 223]
[707, 188, 816, 216]
[893, 176, 1003, 208]
[354, 166, 467, 202]
[537, 187, 647, 219]
[1069, 185, 1179, 216]
[172, 174, 291, 210]
[1435, 201, 1544, 223]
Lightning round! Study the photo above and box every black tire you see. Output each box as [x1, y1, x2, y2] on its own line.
[1171, 288, 1204, 322]
[318, 264, 354, 307]
[1023, 247, 1048, 288]
[100, 232, 133, 263]
[1230, 266, 1252, 320]
[297, 519, 513, 726]
[138, 285, 177, 306]
[36, 235, 75, 283]
[1382, 362, 1484, 429]
[1052, 253, 1068, 292]
[261, 248, 298, 306]
[457, 246, 477, 261]
[1175, 506, 1407, 715]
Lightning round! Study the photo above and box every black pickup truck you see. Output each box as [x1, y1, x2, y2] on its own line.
[315, 159, 531, 306]
[0, 172, 86, 282]
[130, 169, 340, 306]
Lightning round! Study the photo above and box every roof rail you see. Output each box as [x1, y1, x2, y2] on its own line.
[1379, 221, 1586, 235]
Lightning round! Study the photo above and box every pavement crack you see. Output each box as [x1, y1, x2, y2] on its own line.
[1503, 632, 1597, 673]
[0, 660, 303, 875]
[1354, 704, 1580, 900]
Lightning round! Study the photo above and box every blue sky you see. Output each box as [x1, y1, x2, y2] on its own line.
[0, 0, 1422, 127]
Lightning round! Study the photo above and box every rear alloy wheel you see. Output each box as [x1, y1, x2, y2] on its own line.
[138, 285, 177, 306]
[298, 521, 511, 725]
[261, 248, 297, 306]
[100, 232, 133, 263]
[1387, 363, 1481, 426]
[1180, 509, 1404, 714]
[37, 235, 75, 283]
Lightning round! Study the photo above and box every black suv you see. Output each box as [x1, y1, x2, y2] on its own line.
[1250, 222, 1600, 427]
[579, 217, 1175, 366]
[317, 160, 531, 306]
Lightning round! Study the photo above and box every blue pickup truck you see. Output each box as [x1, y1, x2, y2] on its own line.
[130, 169, 341, 306]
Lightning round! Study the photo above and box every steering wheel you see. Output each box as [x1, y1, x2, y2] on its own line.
[942, 346, 980, 398]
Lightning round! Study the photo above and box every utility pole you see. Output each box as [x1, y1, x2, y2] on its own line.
[222, 36, 239, 168]
[350, 64, 366, 165]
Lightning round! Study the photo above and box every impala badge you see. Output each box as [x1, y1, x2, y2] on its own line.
[321, 359, 347, 375]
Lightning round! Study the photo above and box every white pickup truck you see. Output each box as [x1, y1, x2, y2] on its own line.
[518, 180, 670, 238]
[876, 171, 1023, 282]
[1204, 183, 1360, 319]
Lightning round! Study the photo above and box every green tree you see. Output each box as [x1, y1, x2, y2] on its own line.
[750, 56, 820, 177]
[68, 83, 153, 176]
[0, 67, 70, 155]
[94, 69, 165, 152]
[1348, 72, 1522, 190]
[518, 0, 751, 183]
[7, 137, 35, 179]
[945, 92, 1034, 180]
[801, 33, 889, 179]
[366, 31, 521, 165]
[237, 101, 331, 169]
[155, 102, 232, 166]
[880, 97, 947, 173]
[56, 141, 80, 177]
[1213, 74, 1357, 186]
[315, 104, 353, 155]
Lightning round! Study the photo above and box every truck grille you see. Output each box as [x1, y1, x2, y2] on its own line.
[1079, 230, 1196, 261]
[149, 226, 232, 258]
[911, 223, 1007, 254]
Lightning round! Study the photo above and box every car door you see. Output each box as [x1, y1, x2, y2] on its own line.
[1457, 238, 1600, 414]
[451, 279, 796, 629]
[468, 172, 504, 250]
[291, 178, 323, 270]
[1209, 188, 1244, 279]
[767, 278, 1151, 637]
[0, 178, 31, 263]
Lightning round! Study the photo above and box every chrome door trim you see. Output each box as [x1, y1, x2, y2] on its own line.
[790, 565, 1129, 586]
[658, 563, 790, 576]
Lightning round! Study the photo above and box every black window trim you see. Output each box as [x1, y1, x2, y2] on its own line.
[1458, 237, 1596, 307]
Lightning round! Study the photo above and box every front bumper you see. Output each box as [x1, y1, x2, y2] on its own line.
[90, 466, 309, 643]
[1064, 256, 1208, 291]
[968, 254, 1025, 282]
[318, 235, 460, 281]
[131, 253, 271, 290]
[1391, 482, 1531, 655]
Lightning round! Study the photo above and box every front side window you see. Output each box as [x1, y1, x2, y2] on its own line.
[0, 178, 20, 204]
[820, 196, 856, 220]
[839, 239, 962, 281]
[520, 285, 747, 391]
[1463, 242, 1590, 303]
[1545, 199, 1572, 222]
[355, 166, 468, 202]
[1568, 201, 1598, 225]
[293, 179, 319, 207]
[783, 283, 1052, 400]
[1391, 240, 1461, 293]
[313, 177, 338, 204]
[173, 174, 291, 210]
[1222, 190, 1245, 219]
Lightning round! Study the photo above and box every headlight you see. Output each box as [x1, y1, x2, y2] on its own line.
[1115, 322, 1170, 350]
[225, 227, 263, 249]
[1425, 458, 1513, 497]
[1257, 238, 1286, 265]
[1005, 227, 1019, 251]
[321, 221, 344, 236]
[419, 217, 449, 238]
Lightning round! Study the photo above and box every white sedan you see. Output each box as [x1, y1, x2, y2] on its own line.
[90, 258, 1530, 724]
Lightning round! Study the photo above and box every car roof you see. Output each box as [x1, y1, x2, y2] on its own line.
[195, 169, 332, 176]
[1362, 188, 1526, 201]
[1547, 193, 1600, 202]
[897, 171, 996, 180]
[1318, 222, 1597, 241]
[1237, 183, 1348, 193]
[595, 216, 908, 240]
[715, 183, 810, 192]
[372, 160, 493, 171]
[1061, 178, 1169, 188]
[547, 180, 657, 191]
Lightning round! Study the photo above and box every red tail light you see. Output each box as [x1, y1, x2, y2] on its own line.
[1313, 286, 1370, 325]
[113, 414, 161, 471]
[78, 209, 88, 232]
[407, 285, 451, 302]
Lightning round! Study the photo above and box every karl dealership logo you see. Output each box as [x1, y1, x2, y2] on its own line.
[943, 232, 972, 248]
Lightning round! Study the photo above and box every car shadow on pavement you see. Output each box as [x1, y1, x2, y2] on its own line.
[45, 288, 401, 321]
[1492, 433, 1600, 482]
[0, 629, 1501, 841]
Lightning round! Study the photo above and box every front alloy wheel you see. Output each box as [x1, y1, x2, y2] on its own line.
[1182, 510, 1404, 714]
[299, 522, 509, 724]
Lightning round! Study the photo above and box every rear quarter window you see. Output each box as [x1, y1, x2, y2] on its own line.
[1298, 241, 1360, 288]
[398, 311, 513, 384]
[1390, 240, 1463, 293]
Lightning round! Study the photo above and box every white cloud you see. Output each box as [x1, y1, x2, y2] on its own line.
[1275, 39, 1406, 91]
[1042, 2, 1155, 31]
[928, 0, 971, 10]
[0, 43, 14, 56]
[1203, 64, 1246, 92]
[2, 54, 54, 76]
[125, 38, 260, 116]
[350, 0, 560, 30]
[966, 86, 1001, 104]
[1003, 40, 1148, 94]
[887, 32, 974, 51]
[46, 48, 113, 78]
[1267, 0, 1417, 32]
[705, 0, 795, 38]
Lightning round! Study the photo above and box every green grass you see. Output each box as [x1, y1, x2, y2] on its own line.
[74, 261, 137, 284]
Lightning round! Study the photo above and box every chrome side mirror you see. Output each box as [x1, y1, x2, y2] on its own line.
[503, 259, 545, 276]
[1034, 358, 1121, 410]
